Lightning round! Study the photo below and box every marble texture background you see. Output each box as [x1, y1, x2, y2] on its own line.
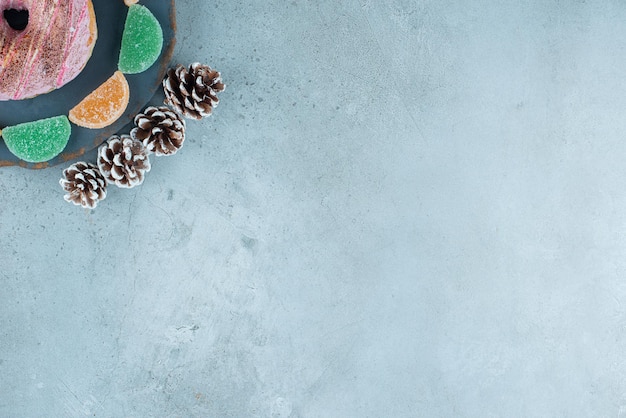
[2, 0, 626, 416]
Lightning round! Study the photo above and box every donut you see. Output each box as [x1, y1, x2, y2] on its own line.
[0, 0, 97, 101]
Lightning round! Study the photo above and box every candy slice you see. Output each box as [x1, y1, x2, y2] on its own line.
[69, 71, 130, 129]
[1, 116, 71, 163]
[118, 4, 164, 74]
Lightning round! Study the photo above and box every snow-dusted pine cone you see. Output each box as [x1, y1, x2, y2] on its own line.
[97, 135, 151, 188]
[60, 162, 107, 209]
[131, 106, 186, 156]
[163, 63, 225, 120]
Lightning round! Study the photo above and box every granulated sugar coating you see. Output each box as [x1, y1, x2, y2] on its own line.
[1, 116, 71, 162]
[69, 71, 130, 129]
[118, 4, 163, 74]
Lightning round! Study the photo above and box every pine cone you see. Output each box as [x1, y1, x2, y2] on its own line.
[163, 63, 225, 120]
[97, 135, 151, 188]
[60, 162, 107, 209]
[131, 106, 186, 156]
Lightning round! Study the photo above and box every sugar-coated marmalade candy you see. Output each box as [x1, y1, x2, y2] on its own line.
[2, 116, 71, 162]
[118, 4, 164, 74]
[69, 71, 130, 129]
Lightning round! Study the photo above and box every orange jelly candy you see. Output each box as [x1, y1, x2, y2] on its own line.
[69, 71, 130, 129]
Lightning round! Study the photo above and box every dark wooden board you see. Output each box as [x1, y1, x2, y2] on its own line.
[0, 0, 176, 169]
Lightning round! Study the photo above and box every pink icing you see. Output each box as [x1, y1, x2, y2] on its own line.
[0, 0, 97, 101]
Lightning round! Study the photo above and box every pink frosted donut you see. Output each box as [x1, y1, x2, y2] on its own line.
[0, 0, 97, 101]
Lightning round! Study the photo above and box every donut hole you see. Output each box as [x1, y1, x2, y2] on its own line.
[3, 9, 29, 31]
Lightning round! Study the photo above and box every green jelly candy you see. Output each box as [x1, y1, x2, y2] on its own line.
[118, 4, 164, 74]
[2, 116, 71, 163]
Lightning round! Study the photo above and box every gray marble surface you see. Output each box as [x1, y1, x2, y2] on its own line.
[2, 0, 626, 416]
